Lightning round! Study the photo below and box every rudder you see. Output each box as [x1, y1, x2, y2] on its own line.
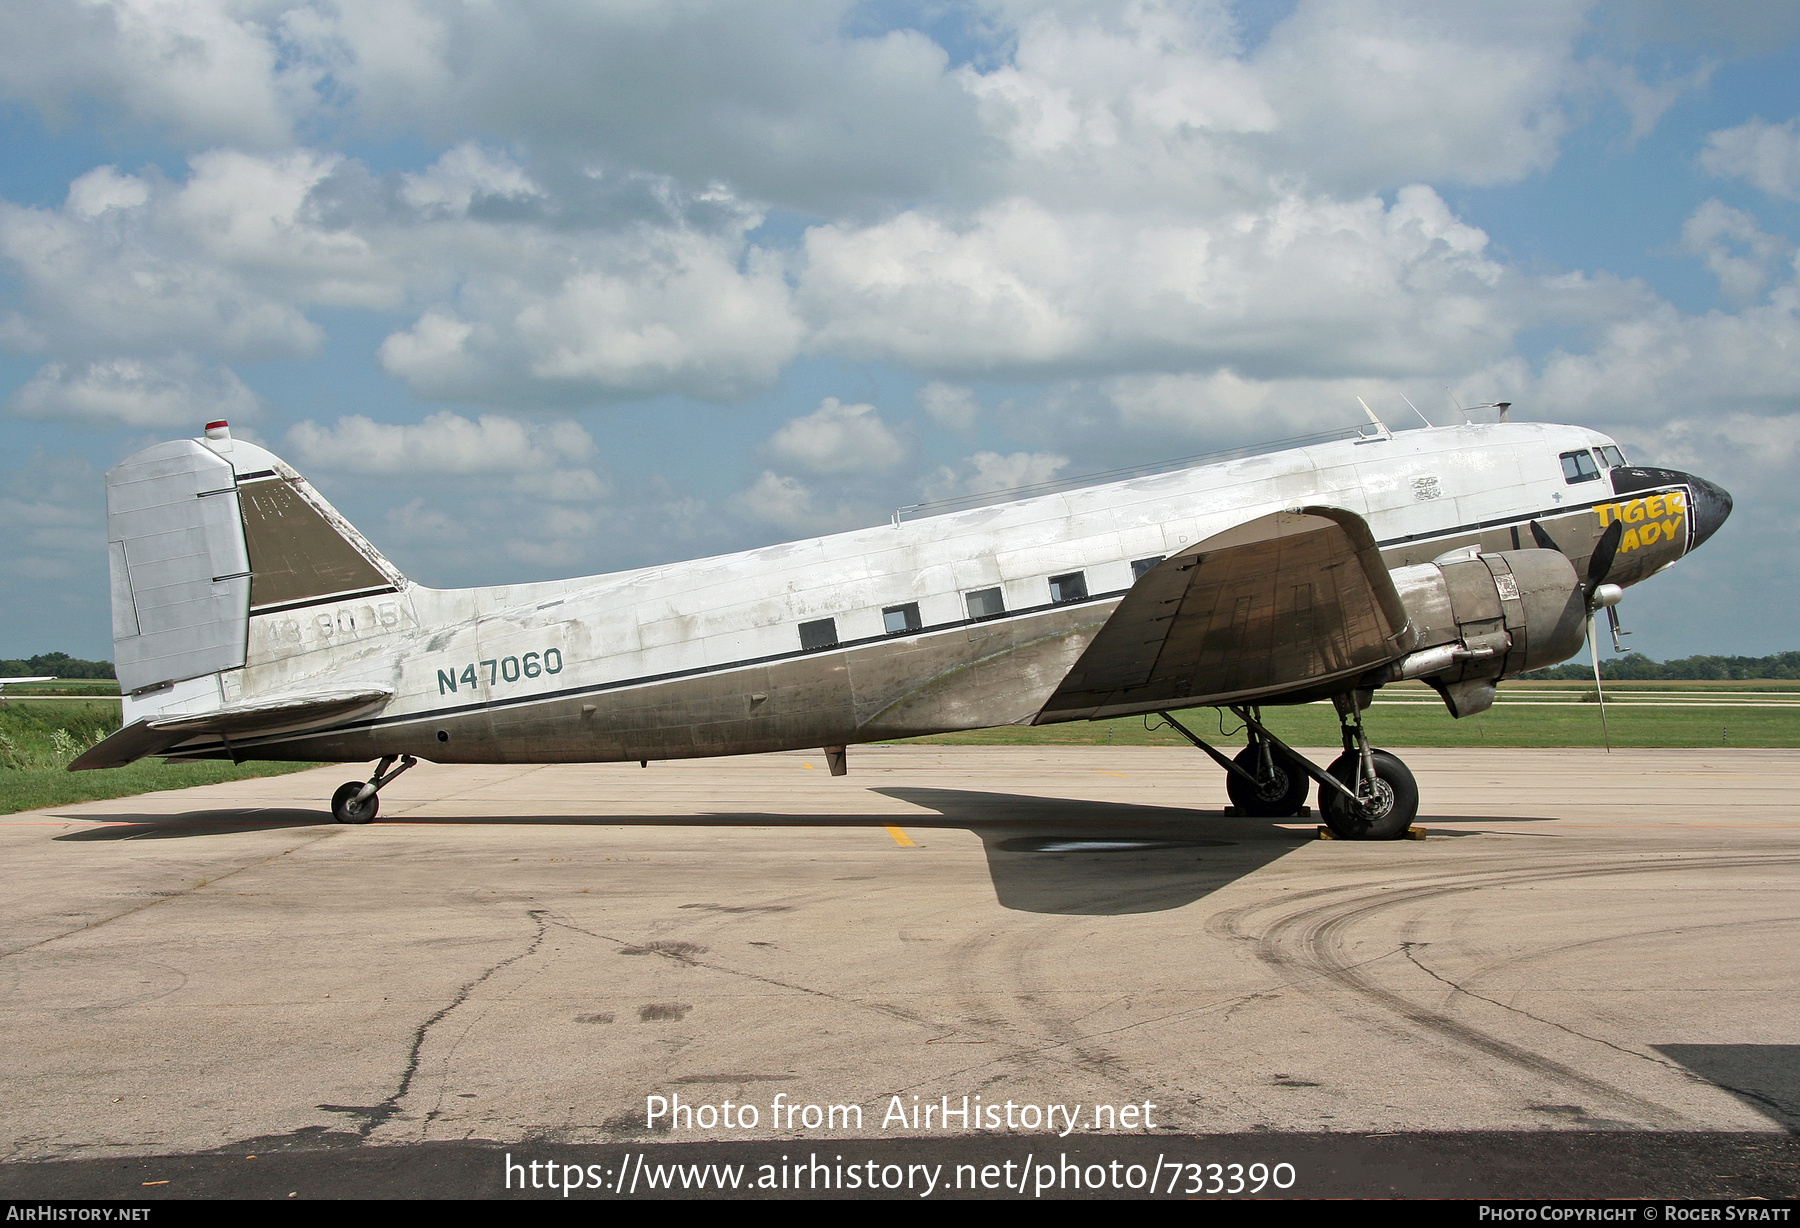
[107, 440, 252, 695]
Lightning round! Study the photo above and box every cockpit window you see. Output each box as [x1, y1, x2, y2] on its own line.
[1560, 450, 1602, 484]
[1598, 445, 1626, 469]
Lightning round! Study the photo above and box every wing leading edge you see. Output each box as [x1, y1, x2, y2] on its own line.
[1037, 506, 1416, 722]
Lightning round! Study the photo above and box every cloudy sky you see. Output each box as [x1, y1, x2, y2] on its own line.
[4, 0, 1799, 663]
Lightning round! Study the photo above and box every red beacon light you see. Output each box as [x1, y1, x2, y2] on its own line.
[204, 420, 231, 441]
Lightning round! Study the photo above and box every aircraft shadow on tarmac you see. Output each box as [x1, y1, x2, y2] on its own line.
[875, 786, 1306, 915]
[54, 789, 1556, 917]
[1654, 1045, 1800, 1131]
[53, 809, 336, 840]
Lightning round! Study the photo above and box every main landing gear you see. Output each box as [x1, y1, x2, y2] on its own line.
[1158, 696, 1419, 840]
[331, 754, 416, 824]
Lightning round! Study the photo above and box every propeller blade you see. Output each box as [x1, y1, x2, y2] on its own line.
[1587, 519, 1624, 588]
[1529, 519, 1557, 551]
[1586, 612, 1611, 754]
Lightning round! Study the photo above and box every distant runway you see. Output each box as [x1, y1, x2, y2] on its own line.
[3, 746, 1798, 1199]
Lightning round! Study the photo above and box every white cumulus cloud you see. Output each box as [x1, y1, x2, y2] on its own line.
[0, 0, 319, 149]
[918, 382, 982, 434]
[796, 186, 1602, 381]
[378, 232, 802, 405]
[1700, 116, 1800, 201]
[762, 398, 908, 475]
[921, 451, 1072, 503]
[7, 355, 260, 428]
[1682, 200, 1793, 305]
[284, 411, 597, 476]
[0, 146, 806, 404]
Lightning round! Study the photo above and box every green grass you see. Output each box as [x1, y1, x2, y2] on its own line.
[893, 697, 1799, 749]
[0, 679, 121, 696]
[0, 758, 322, 816]
[3, 675, 1792, 817]
[0, 696, 321, 816]
[0, 697, 124, 768]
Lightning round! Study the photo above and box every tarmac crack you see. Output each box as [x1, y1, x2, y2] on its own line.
[1227, 858, 1798, 1129]
[319, 908, 551, 1140]
[0, 831, 342, 961]
[1390, 908, 1800, 1130]
[1399, 941, 1684, 1072]
[545, 914, 967, 1035]
[547, 912, 1173, 1084]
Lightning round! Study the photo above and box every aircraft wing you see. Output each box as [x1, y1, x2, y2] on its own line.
[1037, 506, 1415, 722]
[0, 676, 58, 690]
[69, 687, 394, 771]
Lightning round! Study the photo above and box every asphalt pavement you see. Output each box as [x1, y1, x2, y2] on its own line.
[3, 745, 1796, 1199]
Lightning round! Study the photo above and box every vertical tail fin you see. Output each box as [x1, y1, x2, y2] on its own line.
[233, 457, 404, 616]
[107, 423, 405, 694]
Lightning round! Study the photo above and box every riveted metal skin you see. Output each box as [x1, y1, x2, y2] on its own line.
[1381, 548, 1586, 717]
[74, 419, 1730, 771]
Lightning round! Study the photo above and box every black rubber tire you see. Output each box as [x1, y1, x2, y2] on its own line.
[1317, 749, 1417, 840]
[1225, 744, 1312, 818]
[332, 781, 379, 824]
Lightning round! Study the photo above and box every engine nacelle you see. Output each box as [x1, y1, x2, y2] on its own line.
[1375, 548, 1588, 717]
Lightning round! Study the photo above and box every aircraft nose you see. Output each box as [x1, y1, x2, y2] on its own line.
[1685, 473, 1732, 551]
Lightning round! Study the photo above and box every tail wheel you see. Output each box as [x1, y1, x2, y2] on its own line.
[1318, 749, 1417, 840]
[331, 781, 379, 824]
[1226, 744, 1311, 817]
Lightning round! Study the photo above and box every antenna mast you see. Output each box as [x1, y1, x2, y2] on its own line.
[1399, 393, 1434, 428]
[1355, 396, 1391, 439]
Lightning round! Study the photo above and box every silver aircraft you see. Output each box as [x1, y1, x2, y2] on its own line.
[73, 412, 1731, 838]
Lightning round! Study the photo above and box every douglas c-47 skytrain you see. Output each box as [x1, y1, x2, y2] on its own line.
[73, 409, 1731, 839]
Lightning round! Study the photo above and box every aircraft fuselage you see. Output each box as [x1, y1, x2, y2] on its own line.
[118, 421, 1728, 767]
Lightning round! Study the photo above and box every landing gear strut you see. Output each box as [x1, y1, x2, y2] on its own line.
[1316, 694, 1418, 840]
[331, 754, 416, 824]
[1159, 708, 1308, 818]
[1158, 697, 1419, 839]
[1227, 739, 1310, 818]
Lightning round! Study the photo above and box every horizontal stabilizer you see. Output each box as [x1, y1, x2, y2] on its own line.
[69, 687, 393, 771]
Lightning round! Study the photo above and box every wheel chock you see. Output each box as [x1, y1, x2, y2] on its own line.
[1223, 805, 1241, 817]
[1315, 825, 1423, 841]
[1298, 805, 1312, 818]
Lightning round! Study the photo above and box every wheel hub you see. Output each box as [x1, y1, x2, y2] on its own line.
[1354, 778, 1395, 821]
[1255, 769, 1291, 802]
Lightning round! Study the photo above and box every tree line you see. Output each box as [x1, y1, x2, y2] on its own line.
[1520, 651, 1800, 681]
[0, 653, 116, 679]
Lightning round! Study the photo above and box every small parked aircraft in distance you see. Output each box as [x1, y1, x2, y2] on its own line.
[74, 411, 1730, 838]
[0, 676, 58, 692]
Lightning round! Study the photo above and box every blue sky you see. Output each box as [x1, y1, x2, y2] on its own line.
[3, 0, 1799, 663]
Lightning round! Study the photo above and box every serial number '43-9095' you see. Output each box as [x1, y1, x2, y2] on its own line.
[437, 649, 563, 695]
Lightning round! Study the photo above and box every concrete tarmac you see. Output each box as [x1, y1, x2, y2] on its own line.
[2, 745, 1798, 1197]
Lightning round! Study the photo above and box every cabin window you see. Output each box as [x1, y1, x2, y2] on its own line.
[883, 603, 922, 634]
[798, 617, 838, 651]
[1048, 571, 1088, 603]
[1598, 445, 1627, 469]
[965, 587, 1005, 620]
[1130, 556, 1165, 580]
[1560, 450, 1601, 484]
